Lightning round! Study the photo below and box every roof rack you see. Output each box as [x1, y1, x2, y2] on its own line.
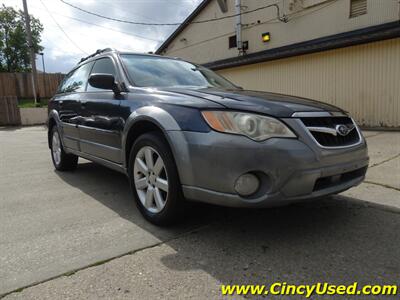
[78, 48, 115, 64]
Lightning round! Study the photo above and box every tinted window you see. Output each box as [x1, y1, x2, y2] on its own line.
[87, 57, 116, 91]
[58, 62, 93, 93]
[120, 54, 237, 89]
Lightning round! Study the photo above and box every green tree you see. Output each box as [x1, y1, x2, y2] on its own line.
[0, 4, 43, 72]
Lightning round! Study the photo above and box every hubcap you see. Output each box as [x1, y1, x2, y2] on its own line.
[133, 146, 169, 213]
[52, 131, 62, 165]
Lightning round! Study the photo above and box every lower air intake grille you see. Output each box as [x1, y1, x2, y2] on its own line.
[314, 166, 367, 191]
[301, 117, 361, 147]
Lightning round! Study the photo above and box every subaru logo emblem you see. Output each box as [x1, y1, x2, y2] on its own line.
[335, 124, 355, 136]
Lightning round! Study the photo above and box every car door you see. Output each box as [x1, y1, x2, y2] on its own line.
[78, 57, 124, 163]
[57, 62, 93, 151]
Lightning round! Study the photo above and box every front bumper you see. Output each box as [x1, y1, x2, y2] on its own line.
[166, 119, 369, 208]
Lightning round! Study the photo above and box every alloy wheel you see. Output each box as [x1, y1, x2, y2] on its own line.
[133, 146, 169, 213]
[52, 131, 62, 166]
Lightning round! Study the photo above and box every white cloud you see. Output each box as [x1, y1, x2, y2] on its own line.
[0, 0, 202, 73]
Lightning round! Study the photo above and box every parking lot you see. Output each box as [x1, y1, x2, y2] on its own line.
[0, 126, 399, 299]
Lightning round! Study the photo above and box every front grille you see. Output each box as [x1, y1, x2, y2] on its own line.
[313, 166, 367, 191]
[300, 117, 360, 147]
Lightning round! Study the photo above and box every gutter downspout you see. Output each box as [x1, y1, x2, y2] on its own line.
[235, 0, 243, 55]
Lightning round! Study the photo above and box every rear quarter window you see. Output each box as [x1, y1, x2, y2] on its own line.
[57, 61, 94, 94]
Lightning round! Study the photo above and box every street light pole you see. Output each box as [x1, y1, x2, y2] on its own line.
[39, 53, 46, 97]
[22, 0, 39, 104]
[39, 53, 46, 74]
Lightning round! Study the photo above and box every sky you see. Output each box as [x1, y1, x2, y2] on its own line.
[1, 0, 203, 73]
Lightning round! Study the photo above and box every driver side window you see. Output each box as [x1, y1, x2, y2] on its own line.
[87, 57, 117, 92]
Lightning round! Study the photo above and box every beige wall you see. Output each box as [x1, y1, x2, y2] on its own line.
[163, 0, 399, 64]
[20, 108, 47, 126]
[218, 38, 400, 128]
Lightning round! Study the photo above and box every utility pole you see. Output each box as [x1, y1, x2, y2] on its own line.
[22, 0, 38, 104]
[235, 0, 243, 55]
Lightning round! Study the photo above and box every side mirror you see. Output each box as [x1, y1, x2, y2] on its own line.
[88, 73, 120, 94]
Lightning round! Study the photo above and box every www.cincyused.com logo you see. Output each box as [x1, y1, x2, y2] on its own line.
[221, 282, 398, 297]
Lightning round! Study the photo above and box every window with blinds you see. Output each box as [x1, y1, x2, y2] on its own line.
[350, 0, 367, 18]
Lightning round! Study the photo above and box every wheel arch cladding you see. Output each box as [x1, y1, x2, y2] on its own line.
[123, 106, 181, 169]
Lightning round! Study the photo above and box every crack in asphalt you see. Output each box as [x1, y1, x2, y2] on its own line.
[0, 223, 213, 299]
[364, 132, 384, 139]
[369, 153, 400, 168]
[364, 180, 400, 192]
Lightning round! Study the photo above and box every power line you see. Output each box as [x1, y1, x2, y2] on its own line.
[40, 0, 88, 54]
[27, 2, 162, 42]
[50, 12, 162, 42]
[97, 1, 159, 23]
[167, 0, 340, 54]
[167, 16, 281, 54]
[59, 0, 285, 26]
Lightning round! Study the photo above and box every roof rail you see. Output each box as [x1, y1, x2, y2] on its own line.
[78, 48, 115, 64]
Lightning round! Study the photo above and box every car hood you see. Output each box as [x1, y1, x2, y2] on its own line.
[159, 87, 344, 117]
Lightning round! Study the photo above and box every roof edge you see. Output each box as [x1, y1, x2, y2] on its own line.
[155, 0, 212, 54]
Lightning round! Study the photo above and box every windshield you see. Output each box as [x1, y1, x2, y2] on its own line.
[120, 54, 238, 89]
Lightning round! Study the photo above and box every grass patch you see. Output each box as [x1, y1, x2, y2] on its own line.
[18, 98, 49, 108]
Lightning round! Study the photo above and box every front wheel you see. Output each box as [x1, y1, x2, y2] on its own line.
[129, 132, 184, 225]
[50, 126, 78, 171]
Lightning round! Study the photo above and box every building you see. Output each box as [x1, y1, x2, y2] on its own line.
[156, 0, 400, 128]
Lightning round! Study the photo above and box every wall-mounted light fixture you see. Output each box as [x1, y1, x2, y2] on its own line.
[262, 32, 271, 43]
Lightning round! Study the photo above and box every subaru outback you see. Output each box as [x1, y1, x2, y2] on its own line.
[48, 48, 369, 225]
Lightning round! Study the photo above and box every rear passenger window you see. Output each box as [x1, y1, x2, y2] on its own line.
[87, 57, 117, 91]
[59, 62, 93, 93]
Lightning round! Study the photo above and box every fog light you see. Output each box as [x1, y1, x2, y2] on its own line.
[234, 173, 260, 196]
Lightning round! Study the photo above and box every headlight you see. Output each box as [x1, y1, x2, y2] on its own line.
[201, 111, 296, 141]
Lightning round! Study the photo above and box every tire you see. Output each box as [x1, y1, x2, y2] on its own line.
[50, 126, 78, 171]
[128, 132, 184, 225]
